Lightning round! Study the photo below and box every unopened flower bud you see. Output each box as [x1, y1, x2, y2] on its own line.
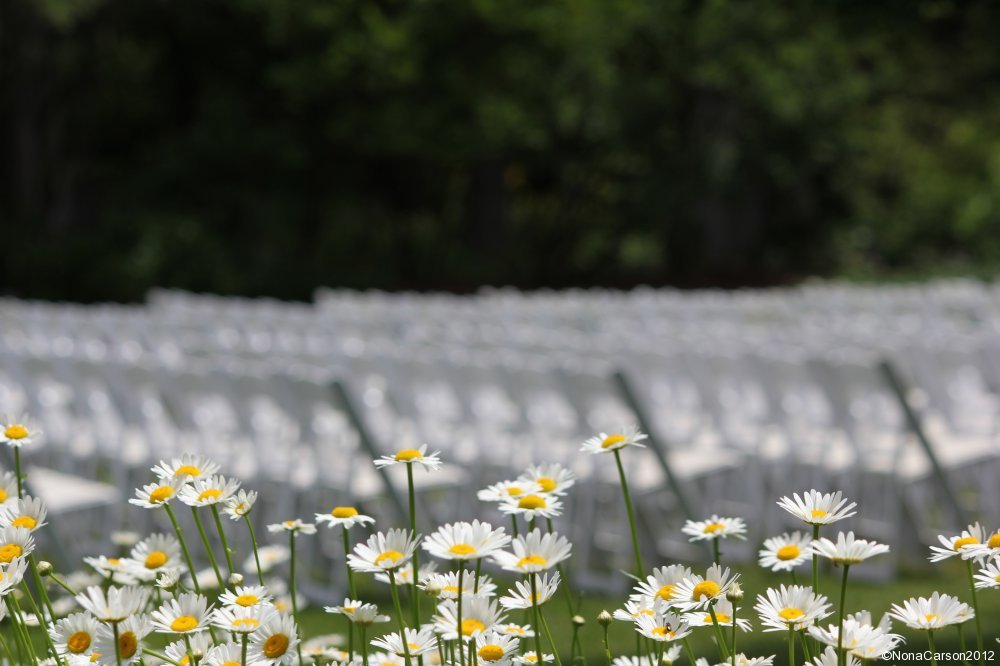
[37, 561, 54, 577]
[572, 615, 585, 627]
[228, 572, 244, 586]
[726, 582, 743, 602]
[597, 610, 612, 627]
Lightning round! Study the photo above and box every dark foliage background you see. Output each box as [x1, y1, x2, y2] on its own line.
[3, 0, 1000, 301]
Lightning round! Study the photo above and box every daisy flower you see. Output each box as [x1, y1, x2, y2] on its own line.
[758, 532, 813, 572]
[474, 631, 520, 664]
[419, 570, 496, 599]
[75, 585, 149, 623]
[514, 652, 554, 665]
[349, 529, 420, 573]
[754, 585, 831, 632]
[151, 454, 220, 481]
[371, 627, 437, 656]
[671, 565, 739, 611]
[164, 631, 213, 666]
[156, 568, 182, 591]
[212, 604, 277, 635]
[500, 571, 560, 610]
[434, 596, 507, 641]
[496, 623, 535, 639]
[715, 656, 774, 666]
[267, 519, 318, 535]
[150, 591, 213, 634]
[518, 464, 575, 496]
[973, 557, 1000, 589]
[129, 478, 185, 509]
[204, 642, 246, 666]
[580, 425, 647, 455]
[423, 520, 511, 561]
[223, 489, 258, 520]
[477, 480, 542, 503]
[634, 565, 694, 606]
[809, 614, 905, 658]
[492, 529, 572, 574]
[776, 491, 857, 526]
[613, 596, 660, 623]
[178, 474, 241, 508]
[0, 525, 34, 563]
[125, 533, 183, 581]
[249, 612, 300, 666]
[929, 523, 987, 562]
[50, 612, 102, 657]
[0, 471, 17, 506]
[811, 532, 890, 565]
[682, 599, 752, 632]
[373, 444, 442, 470]
[634, 611, 693, 642]
[499, 494, 564, 521]
[324, 599, 389, 625]
[0, 495, 47, 531]
[84, 555, 137, 584]
[0, 556, 29, 594]
[806, 647, 862, 666]
[92, 614, 152, 666]
[246, 545, 290, 573]
[316, 506, 376, 530]
[220, 585, 273, 609]
[682, 516, 747, 542]
[373, 560, 438, 586]
[1, 415, 40, 448]
[888, 592, 973, 630]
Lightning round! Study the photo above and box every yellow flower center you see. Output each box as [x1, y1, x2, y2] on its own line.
[180, 657, 190, 666]
[516, 555, 548, 568]
[170, 615, 199, 632]
[443, 585, 460, 593]
[449, 544, 477, 556]
[175, 465, 202, 477]
[264, 633, 290, 659]
[776, 545, 801, 561]
[953, 536, 979, 550]
[651, 627, 674, 639]
[4, 425, 28, 440]
[235, 594, 260, 606]
[90, 654, 102, 663]
[478, 645, 505, 661]
[145, 551, 168, 569]
[715, 613, 731, 624]
[461, 619, 486, 636]
[779, 608, 804, 621]
[703, 522, 725, 534]
[332, 507, 359, 518]
[197, 488, 222, 502]
[518, 495, 547, 510]
[810, 509, 828, 519]
[11, 516, 36, 529]
[67, 631, 92, 654]
[375, 550, 405, 565]
[223, 662, 241, 666]
[119, 632, 138, 659]
[0, 544, 23, 563]
[233, 618, 260, 629]
[994, 574, 1000, 583]
[536, 477, 557, 493]
[924, 613, 940, 623]
[691, 581, 720, 600]
[525, 656, 538, 663]
[656, 584, 676, 601]
[0, 489, 6, 502]
[394, 449, 422, 461]
[407, 643, 420, 650]
[149, 486, 174, 503]
[601, 434, 626, 449]
[108, 558, 121, 565]
[506, 486, 524, 497]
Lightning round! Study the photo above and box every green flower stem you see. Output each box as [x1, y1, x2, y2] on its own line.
[928, 631, 938, 666]
[6, 596, 38, 665]
[964, 560, 984, 665]
[114, 621, 124, 666]
[788, 626, 795, 666]
[601, 622, 612, 666]
[790, 569, 799, 585]
[361, 625, 370, 666]
[191, 507, 224, 587]
[708, 603, 730, 661]
[458, 567, 466, 666]
[612, 449, 644, 577]
[511, 515, 519, 538]
[538, 602, 563, 666]
[241, 634, 249, 666]
[712, 539, 720, 566]
[406, 464, 421, 628]
[811, 525, 820, 594]
[957, 622, 969, 666]
[836, 564, 850, 666]
[681, 639, 698, 666]
[14, 448, 22, 497]
[50, 571, 77, 596]
[244, 514, 265, 585]
[289, 532, 305, 666]
[143, 649, 181, 666]
[389, 570, 414, 666]
[164, 503, 201, 594]
[347, 616, 355, 660]
[799, 631, 813, 662]
[19, 581, 63, 665]
[474, 558, 483, 594]
[0, 631, 16, 666]
[210, 505, 236, 577]
[731, 604, 738, 666]
[342, 526, 357, 598]
[530, 574, 545, 666]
